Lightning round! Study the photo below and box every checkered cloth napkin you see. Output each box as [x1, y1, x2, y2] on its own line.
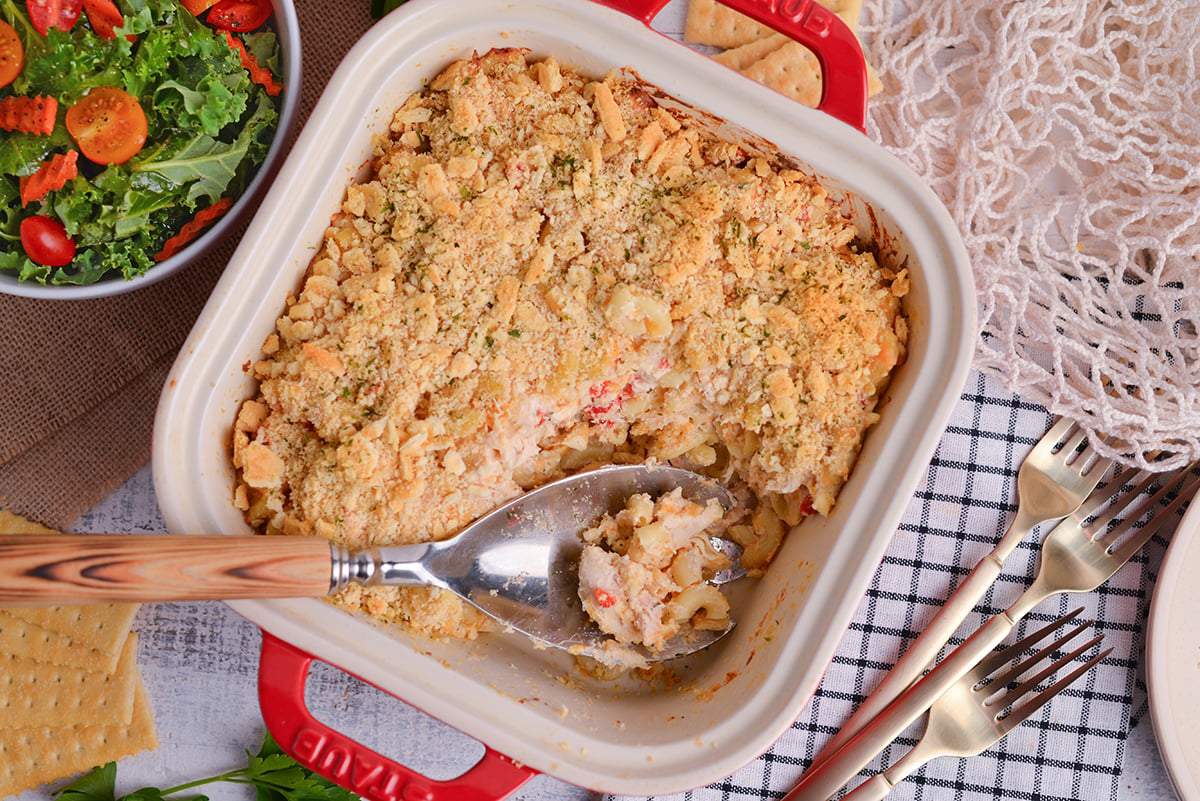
[609, 369, 1171, 801]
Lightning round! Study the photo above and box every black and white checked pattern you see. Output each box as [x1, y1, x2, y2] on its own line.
[608, 369, 1174, 801]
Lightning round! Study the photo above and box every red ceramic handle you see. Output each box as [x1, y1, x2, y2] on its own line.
[597, 0, 867, 131]
[258, 634, 537, 801]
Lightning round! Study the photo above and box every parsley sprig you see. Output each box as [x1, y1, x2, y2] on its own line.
[53, 733, 359, 801]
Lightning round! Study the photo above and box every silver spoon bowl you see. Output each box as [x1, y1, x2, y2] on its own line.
[334, 463, 744, 664]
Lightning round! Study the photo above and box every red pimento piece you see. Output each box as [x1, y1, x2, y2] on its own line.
[584, 378, 636, 423]
[19, 150, 79, 206]
[798, 495, 816, 518]
[594, 589, 617, 609]
[0, 95, 58, 135]
[154, 197, 234, 261]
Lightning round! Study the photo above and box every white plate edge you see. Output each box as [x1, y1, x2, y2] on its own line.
[1147, 497, 1200, 801]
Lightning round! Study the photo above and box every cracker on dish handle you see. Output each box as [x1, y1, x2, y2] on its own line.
[684, 0, 863, 48]
[689, 0, 883, 108]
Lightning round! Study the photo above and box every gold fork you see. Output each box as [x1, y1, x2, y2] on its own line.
[811, 418, 1112, 768]
[786, 460, 1200, 801]
[838, 611, 1109, 801]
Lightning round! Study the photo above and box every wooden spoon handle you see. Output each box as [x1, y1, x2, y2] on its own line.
[0, 534, 333, 606]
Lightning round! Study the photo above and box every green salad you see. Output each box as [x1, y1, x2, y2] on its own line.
[0, 0, 282, 286]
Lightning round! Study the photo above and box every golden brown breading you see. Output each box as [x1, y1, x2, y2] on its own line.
[232, 50, 907, 639]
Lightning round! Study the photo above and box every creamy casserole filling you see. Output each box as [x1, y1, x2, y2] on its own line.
[578, 488, 732, 654]
[231, 49, 909, 643]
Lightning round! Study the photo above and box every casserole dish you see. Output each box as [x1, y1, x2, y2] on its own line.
[152, 0, 976, 796]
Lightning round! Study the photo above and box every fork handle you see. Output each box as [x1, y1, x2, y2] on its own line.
[837, 716, 947, 801]
[808, 549, 1007, 770]
[840, 774, 893, 801]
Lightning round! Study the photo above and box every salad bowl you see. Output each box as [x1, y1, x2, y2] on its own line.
[0, 0, 301, 299]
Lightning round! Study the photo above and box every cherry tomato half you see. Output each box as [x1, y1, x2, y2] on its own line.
[0, 20, 23, 88]
[65, 86, 148, 165]
[20, 215, 76, 267]
[206, 0, 271, 32]
[26, 0, 83, 35]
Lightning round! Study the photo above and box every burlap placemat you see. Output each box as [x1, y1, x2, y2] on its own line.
[0, 0, 374, 530]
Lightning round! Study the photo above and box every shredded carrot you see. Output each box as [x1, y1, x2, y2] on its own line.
[19, 150, 79, 206]
[0, 95, 58, 135]
[180, 0, 217, 14]
[224, 31, 282, 96]
[154, 197, 234, 262]
[82, 0, 130, 41]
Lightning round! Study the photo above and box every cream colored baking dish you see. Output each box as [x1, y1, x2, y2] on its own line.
[153, 0, 976, 795]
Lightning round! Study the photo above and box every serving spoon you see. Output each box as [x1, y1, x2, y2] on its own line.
[0, 464, 744, 663]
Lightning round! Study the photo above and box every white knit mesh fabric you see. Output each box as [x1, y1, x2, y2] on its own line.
[859, 0, 1200, 468]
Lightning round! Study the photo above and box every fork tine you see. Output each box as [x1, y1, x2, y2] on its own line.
[1055, 423, 1088, 457]
[1036, 417, 1078, 454]
[986, 628, 1104, 710]
[1074, 465, 1146, 520]
[1070, 433, 1114, 478]
[996, 644, 1112, 732]
[982, 619, 1094, 694]
[1092, 463, 1197, 539]
[1107, 469, 1200, 563]
[1084, 468, 1162, 531]
[1098, 458, 1200, 522]
[1040, 418, 1110, 477]
[972, 608, 1085, 678]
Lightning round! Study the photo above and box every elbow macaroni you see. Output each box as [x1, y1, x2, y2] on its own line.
[668, 585, 731, 631]
[577, 489, 732, 652]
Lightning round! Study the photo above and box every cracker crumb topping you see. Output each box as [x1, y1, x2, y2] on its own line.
[232, 49, 908, 640]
